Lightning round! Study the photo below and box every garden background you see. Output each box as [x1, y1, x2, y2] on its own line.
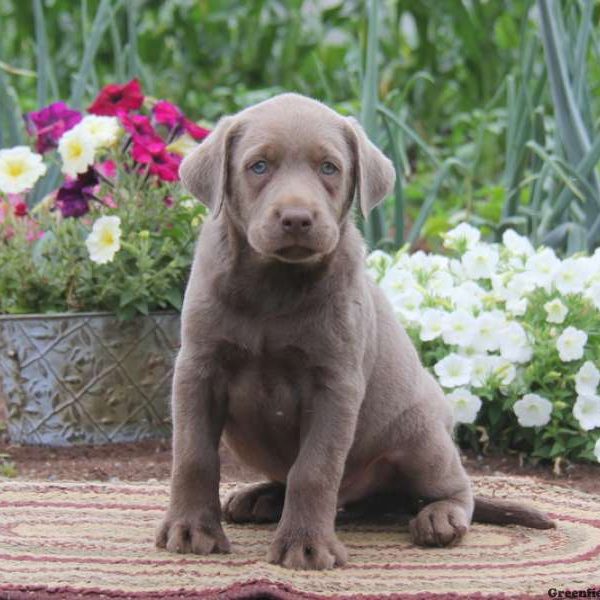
[1, 0, 600, 473]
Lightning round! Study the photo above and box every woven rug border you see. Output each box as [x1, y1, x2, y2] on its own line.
[0, 579, 550, 600]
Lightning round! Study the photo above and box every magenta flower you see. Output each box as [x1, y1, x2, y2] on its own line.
[131, 136, 181, 182]
[55, 168, 99, 218]
[152, 100, 210, 141]
[24, 102, 82, 153]
[118, 111, 155, 138]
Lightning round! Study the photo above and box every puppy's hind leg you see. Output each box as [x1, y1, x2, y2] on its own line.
[223, 481, 285, 524]
[388, 408, 474, 548]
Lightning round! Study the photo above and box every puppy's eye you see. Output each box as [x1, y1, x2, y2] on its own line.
[320, 161, 338, 175]
[250, 160, 268, 175]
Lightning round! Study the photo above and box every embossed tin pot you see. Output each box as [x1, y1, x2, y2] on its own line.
[0, 312, 180, 446]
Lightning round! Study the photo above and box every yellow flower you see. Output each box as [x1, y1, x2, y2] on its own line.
[0, 146, 47, 194]
[58, 126, 97, 177]
[85, 216, 122, 264]
[166, 134, 198, 157]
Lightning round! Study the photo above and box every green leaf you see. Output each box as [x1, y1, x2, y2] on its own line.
[163, 288, 183, 311]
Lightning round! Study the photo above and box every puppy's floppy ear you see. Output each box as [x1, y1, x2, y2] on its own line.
[179, 115, 240, 216]
[345, 116, 396, 218]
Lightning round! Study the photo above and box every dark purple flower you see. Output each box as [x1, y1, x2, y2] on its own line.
[24, 102, 82, 153]
[55, 168, 99, 218]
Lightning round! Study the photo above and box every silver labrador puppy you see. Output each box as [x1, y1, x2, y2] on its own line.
[156, 93, 554, 570]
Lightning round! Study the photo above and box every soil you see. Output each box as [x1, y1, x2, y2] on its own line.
[1, 435, 599, 495]
[1, 392, 598, 494]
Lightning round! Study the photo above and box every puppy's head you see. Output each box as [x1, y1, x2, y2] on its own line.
[180, 93, 395, 264]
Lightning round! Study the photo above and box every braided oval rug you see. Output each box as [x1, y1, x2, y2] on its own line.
[0, 477, 598, 600]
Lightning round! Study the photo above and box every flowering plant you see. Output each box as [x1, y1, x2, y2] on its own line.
[0, 79, 207, 319]
[369, 224, 600, 465]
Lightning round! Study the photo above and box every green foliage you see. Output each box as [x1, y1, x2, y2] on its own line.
[0, 453, 17, 478]
[2, 1, 600, 247]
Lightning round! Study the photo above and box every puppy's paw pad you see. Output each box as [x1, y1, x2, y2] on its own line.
[267, 530, 347, 570]
[156, 517, 231, 555]
[409, 503, 469, 547]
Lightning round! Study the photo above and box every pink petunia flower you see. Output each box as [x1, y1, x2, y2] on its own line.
[131, 135, 181, 182]
[118, 111, 155, 138]
[97, 160, 117, 180]
[88, 79, 144, 116]
[152, 100, 210, 141]
[24, 102, 82, 153]
[26, 224, 44, 242]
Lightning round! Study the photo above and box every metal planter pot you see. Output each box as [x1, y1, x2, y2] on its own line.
[0, 312, 179, 446]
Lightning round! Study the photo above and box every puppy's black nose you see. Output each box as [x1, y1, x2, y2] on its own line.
[280, 208, 313, 234]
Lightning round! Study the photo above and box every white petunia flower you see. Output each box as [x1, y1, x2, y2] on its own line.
[506, 297, 528, 316]
[505, 272, 536, 301]
[427, 270, 454, 297]
[366, 250, 393, 280]
[462, 244, 499, 280]
[430, 255, 450, 271]
[585, 283, 600, 311]
[575, 361, 600, 396]
[500, 322, 533, 364]
[513, 394, 553, 427]
[0, 146, 47, 194]
[449, 258, 466, 281]
[470, 355, 495, 387]
[85, 216, 122, 264]
[525, 248, 560, 290]
[409, 250, 435, 274]
[470, 312, 504, 353]
[554, 258, 587, 295]
[79, 115, 121, 148]
[489, 356, 517, 386]
[442, 309, 476, 347]
[502, 229, 534, 257]
[448, 281, 485, 312]
[573, 395, 600, 431]
[419, 308, 446, 342]
[556, 326, 587, 362]
[594, 439, 600, 462]
[391, 288, 423, 323]
[446, 388, 482, 424]
[434, 354, 473, 388]
[58, 127, 97, 177]
[544, 298, 568, 324]
[443, 222, 480, 252]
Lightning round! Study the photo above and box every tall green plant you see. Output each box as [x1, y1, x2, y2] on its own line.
[500, 0, 600, 254]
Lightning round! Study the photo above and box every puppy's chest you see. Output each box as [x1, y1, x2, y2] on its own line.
[216, 341, 312, 423]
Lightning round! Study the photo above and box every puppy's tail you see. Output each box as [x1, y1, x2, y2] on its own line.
[473, 496, 556, 529]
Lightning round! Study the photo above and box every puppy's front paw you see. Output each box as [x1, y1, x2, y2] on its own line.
[409, 501, 469, 547]
[156, 514, 231, 555]
[267, 527, 347, 570]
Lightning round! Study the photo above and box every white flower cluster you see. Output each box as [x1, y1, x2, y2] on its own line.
[58, 116, 120, 177]
[368, 224, 600, 462]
